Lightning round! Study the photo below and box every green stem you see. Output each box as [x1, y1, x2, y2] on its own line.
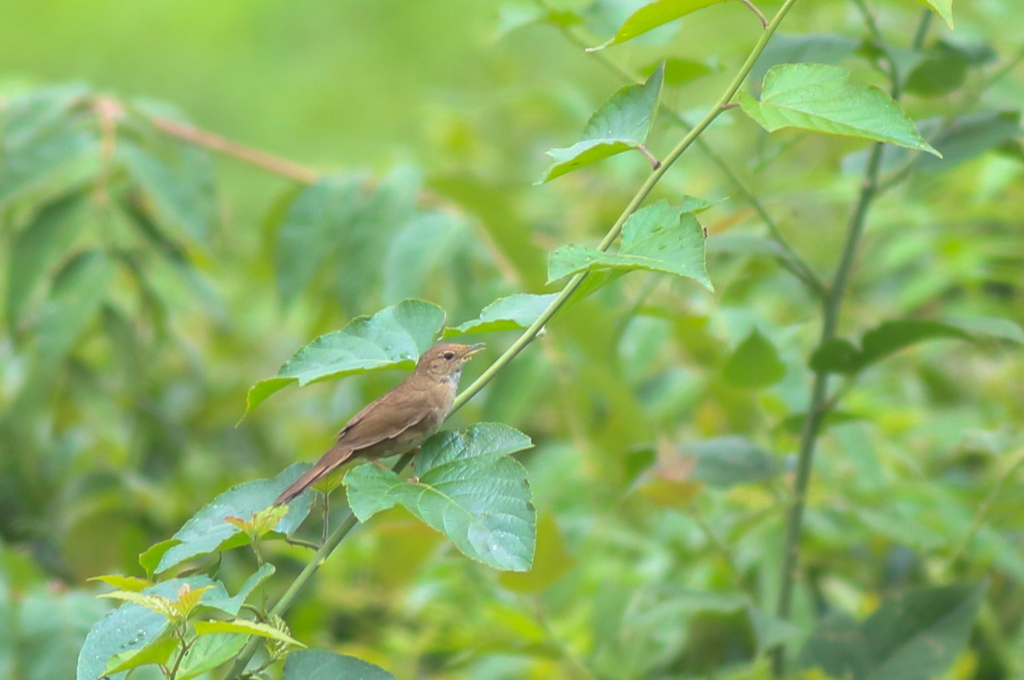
[455, 0, 800, 413]
[224, 1, 800, 674]
[550, 9, 824, 297]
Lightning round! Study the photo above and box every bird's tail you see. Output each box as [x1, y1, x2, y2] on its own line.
[275, 442, 354, 506]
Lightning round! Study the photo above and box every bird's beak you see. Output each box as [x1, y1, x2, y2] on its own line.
[464, 343, 486, 357]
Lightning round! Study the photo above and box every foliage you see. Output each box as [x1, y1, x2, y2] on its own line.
[0, 0, 1023, 679]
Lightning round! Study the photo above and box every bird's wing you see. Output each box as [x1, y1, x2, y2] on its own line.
[334, 381, 431, 451]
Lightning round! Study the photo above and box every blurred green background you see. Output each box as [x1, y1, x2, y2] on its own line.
[2, 0, 1024, 678]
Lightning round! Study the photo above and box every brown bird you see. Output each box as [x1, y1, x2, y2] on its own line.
[275, 342, 485, 506]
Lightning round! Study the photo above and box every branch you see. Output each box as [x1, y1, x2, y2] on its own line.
[147, 115, 321, 184]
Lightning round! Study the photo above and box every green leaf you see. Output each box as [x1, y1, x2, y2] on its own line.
[199, 564, 276, 617]
[723, 329, 786, 389]
[498, 513, 574, 592]
[243, 299, 446, 416]
[154, 465, 314, 574]
[275, 175, 366, 306]
[740, 64, 940, 156]
[76, 577, 215, 680]
[751, 33, 861, 83]
[0, 84, 98, 208]
[912, 0, 953, 29]
[590, 0, 731, 51]
[87, 575, 153, 592]
[809, 337, 862, 374]
[539, 63, 664, 182]
[283, 649, 397, 680]
[810, 319, 1022, 375]
[382, 212, 467, 303]
[905, 50, 967, 97]
[915, 112, 1021, 173]
[101, 635, 177, 675]
[119, 140, 216, 243]
[748, 605, 801, 656]
[33, 250, 113, 369]
[547, 200, 711, 291]
[336, 165, 422, 310]
[642, 57, 714, 86]
[18, 589, 108, 680]
[705, 233, 786, 258]
[193, 619, 305, 647]
[138, 539, 181, 580]
[175, 633, 247, 680]
[445, 293, 558, 336]
[345, 423, 536, 572]
[685, 437, 778, 487]
[6, 191, 88, 332]
[799, 583, 985, 680]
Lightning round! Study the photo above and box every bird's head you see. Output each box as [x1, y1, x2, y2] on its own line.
[415, 342, 485, 383]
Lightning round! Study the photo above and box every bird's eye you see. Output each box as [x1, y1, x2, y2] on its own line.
[443, 351, 455, 360]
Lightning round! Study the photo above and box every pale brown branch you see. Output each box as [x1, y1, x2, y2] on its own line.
[739, 0, 769, 29]
[148, 115, 320, 184]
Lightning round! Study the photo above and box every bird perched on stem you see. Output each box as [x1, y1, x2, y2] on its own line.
[275, 342, 485, 507]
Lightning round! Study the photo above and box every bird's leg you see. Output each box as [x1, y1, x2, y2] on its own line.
[321, 491, 330, 547]
[409, 446, 422, 484]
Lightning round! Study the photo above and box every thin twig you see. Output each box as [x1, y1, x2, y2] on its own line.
[739, 0, 769, 29]
[148, 115, 321, 184]
[637, 144, 662, 169]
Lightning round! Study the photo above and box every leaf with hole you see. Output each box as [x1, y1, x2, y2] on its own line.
[547, 200, 711, 291]
[243, 299, 446, 417]
[345, 423, 536, 572]
[539, 63, 664, 182]
[740, 64, 940, 156]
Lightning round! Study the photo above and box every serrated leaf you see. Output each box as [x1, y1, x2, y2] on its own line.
[800, 583, 985, 680]
[97, 591, 177, 619]
[101, 635, 178, 675]
[119, 140, 216, 243]
[345, 423, 536, 571]
[243, 299, 446, 416]
[173, 584, 214, 618]
[34, 251, 113, 368]
[445, 293, 558, 336]
[283, 650, 397, 680]
[723, 329, 787, 389]
[6, 191, 88, 332]
[154, 465, 314, 574]
[591, 0, 730, 51]
[275, 175, 366, 306]
[193, 619, 305, 647]
[912, 0, 953, 29]
[740, 64, 940, 156]
[547, 200, 711, 291]
[87, 575, 153, 592]
[539, 63, 664, 182]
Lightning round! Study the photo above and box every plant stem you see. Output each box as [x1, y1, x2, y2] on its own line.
[454, 0, 800, 413]
[770, 140, 883, 677]
[224, 1, 800, 674]
[549, 10, 824, 297]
